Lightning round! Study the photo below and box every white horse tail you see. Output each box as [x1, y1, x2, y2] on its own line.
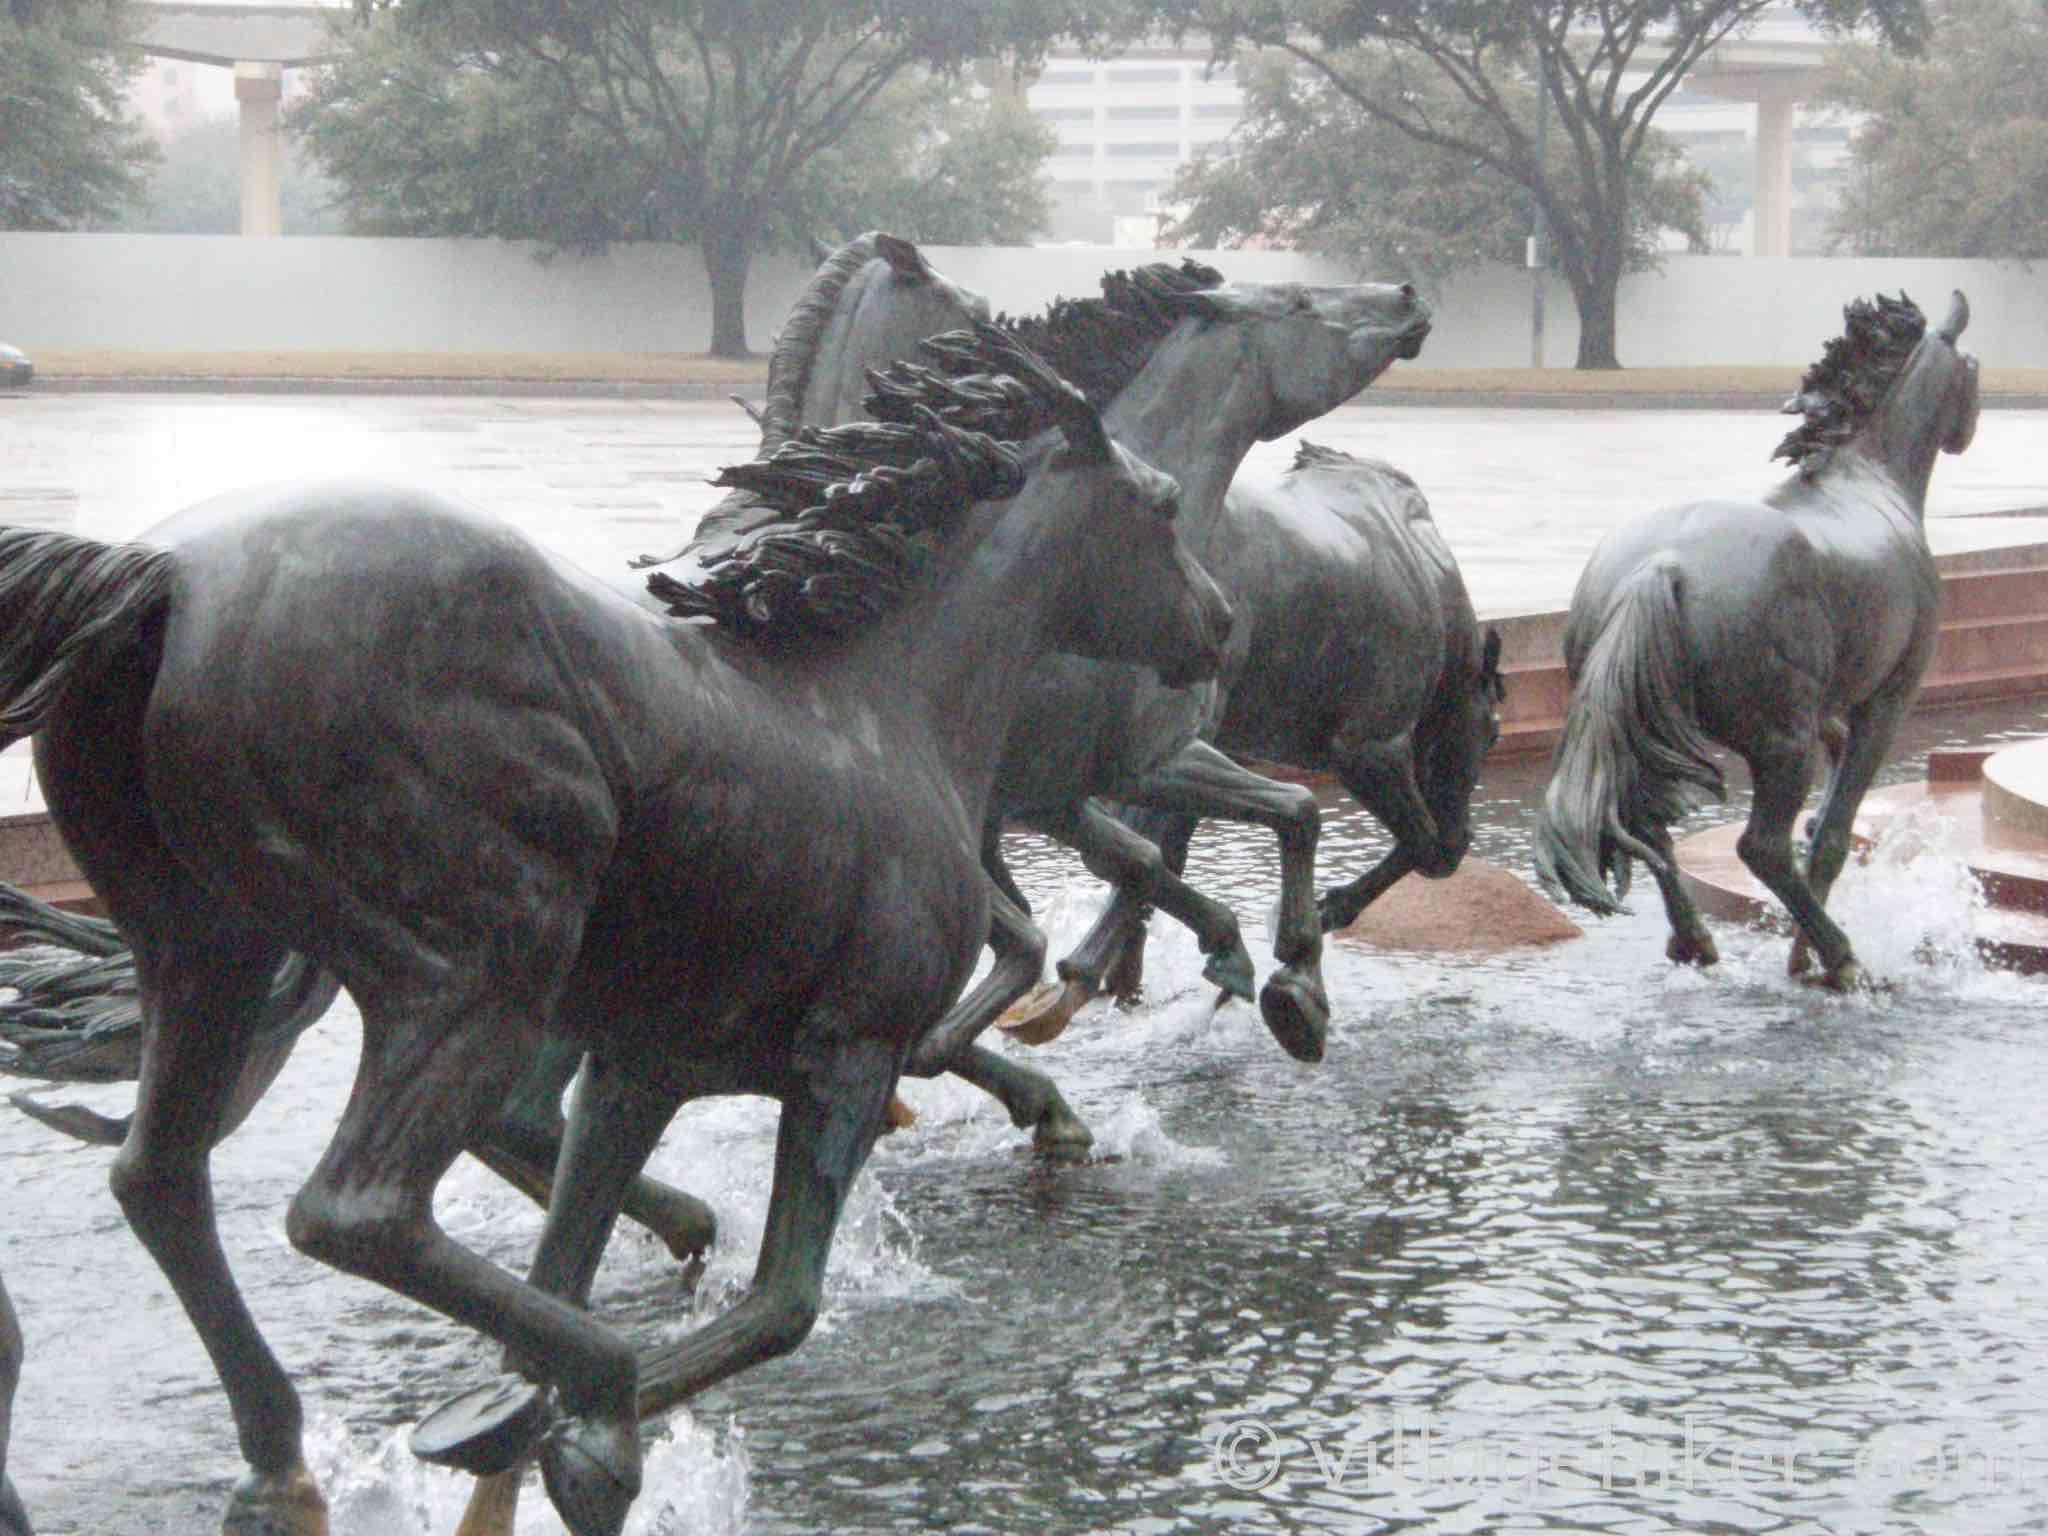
[1535, 558, 1723, 913]
[0, 528, 174, 751]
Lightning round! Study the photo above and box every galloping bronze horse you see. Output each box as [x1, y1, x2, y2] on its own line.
[0, 325, 1229, 1536]
[1537, 292, 1979, 986]
[1, 236, 1467, 1161]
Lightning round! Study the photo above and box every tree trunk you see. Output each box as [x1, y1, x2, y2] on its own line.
[1572, 271, 1622, 370]
[700, 223, 755, 359]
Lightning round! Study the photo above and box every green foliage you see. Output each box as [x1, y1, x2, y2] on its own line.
[1154, 0, 1930, 366]
[1168, 48, 1708, 286]
[1821, 0, 2048, 257]
[0, 0, 155, 229]
[301, 0, 1105, 352]
[102, 115, 344, 235]
[790, 81, 1057, 245]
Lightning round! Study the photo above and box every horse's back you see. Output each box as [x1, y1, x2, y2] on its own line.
[1212, 450, 1455, 757]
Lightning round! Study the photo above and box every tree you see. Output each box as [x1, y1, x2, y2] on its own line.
[296, 0, 1116, 357]
[1820, 0, 2048, 257]
[0, 0, 155, 229]
[1167, 47, 1710, 290]
[789, 81, 1058, 246]
[105, 114, 344, 234]
[1160, 0, 1931, 368]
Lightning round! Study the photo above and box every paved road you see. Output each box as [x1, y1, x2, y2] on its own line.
[7, 390, 2046, 618]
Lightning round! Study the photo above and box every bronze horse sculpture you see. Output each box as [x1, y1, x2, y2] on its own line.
[1536, 291, 1979, 986]
[0, 324, 1230, 1536]
[0, 235, 1469, 1162]
[1038, 440, 1503, 1017]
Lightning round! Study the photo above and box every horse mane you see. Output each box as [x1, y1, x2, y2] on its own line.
[1773, 292, 1928, 470]
[759, 233, 892, 446]
[650, 325, 1077, 641]
[997, 258, 1228, 412]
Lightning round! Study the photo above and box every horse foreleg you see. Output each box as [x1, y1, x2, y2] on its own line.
[1120, 743, 1328, 1063]
[294, 985, 643, 1536]
[914, 846, 1053, 1056]
[471, 1038, 714, 1268]
[0, 1270, 27, 1536]
[1023, 799, 1255, 1018]
[949, 1044, 1094, 1158]
[1318, 847, 1415, 933]
[446, 1054, 687, 1536]
[635, 1032, 899, 1421]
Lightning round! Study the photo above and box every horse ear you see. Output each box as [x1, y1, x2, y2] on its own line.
[875, 233, 932, 284]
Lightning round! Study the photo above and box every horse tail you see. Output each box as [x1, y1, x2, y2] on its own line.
[1535, 558, 1723, 913]
[0, 528, 174, 751]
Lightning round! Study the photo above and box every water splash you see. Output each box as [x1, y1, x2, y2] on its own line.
[308, 1411, 749, 1536]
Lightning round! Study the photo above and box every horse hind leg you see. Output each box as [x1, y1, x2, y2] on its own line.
[1737, 737, 1860, 988]
[1637, 825, 1720, 967]
[1786, 689, 1913, 984]
[113, 926, 327, 1536]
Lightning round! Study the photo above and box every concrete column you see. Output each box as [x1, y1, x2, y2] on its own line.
[1752, 90, 1795, 258]
[234, 61, 284, 238]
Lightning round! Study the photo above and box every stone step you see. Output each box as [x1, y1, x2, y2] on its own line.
[1491, 557, 2048, 760]
[1672, 738, 2048, 975]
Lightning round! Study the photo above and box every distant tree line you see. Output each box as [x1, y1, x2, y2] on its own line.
[15, 0, 2035, 366]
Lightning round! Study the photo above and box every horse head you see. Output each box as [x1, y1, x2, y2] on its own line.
[1219, 277, 1433, 441]
[956, 321, 1233, 690]
[769, 232, 990, 440]
[1774, 289, 1979, 503]
[1412, 626, 1504, 877]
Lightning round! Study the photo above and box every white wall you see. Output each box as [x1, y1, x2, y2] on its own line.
[2, 232, 2043, 369]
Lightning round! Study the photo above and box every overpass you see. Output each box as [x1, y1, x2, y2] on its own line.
[135, 1, 345, 235]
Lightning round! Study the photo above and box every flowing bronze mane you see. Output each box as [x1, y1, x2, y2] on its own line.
[996, 258, 1228, 415]
[1773, 292, 1928, 470]
[651, 323, 1096, 640]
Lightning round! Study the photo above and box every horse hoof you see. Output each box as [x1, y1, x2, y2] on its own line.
[1787, 938, 1813, 976]
[540, 1414, 642, 1536]
[998, 978, 1092, 1045]
[0, 1476, 30, 1536]
[221, 1463, 328, 1536]
[641, 1187, 717, 1268]
[1258, 969, 1328, 1063]
[1667, 932, 1719, 967]
[1202, 944, 1257, 1005]
[412, 1374, 552, 1476]
[1031, 1105, 1096, 1160]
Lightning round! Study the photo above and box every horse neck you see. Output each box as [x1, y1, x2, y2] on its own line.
[1103, 323, 1269, 538]
[1841, 343, 1955, 515]
[824, 454, 1077, 807]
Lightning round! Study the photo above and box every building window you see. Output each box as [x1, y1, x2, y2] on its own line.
[1034, 107, 1095, 122]
[1108, 105, 1180, 121]
[1038, 68, 1096, 85]
[1106, 66, 1182, 83]
[1105, 142, 1180, 157]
